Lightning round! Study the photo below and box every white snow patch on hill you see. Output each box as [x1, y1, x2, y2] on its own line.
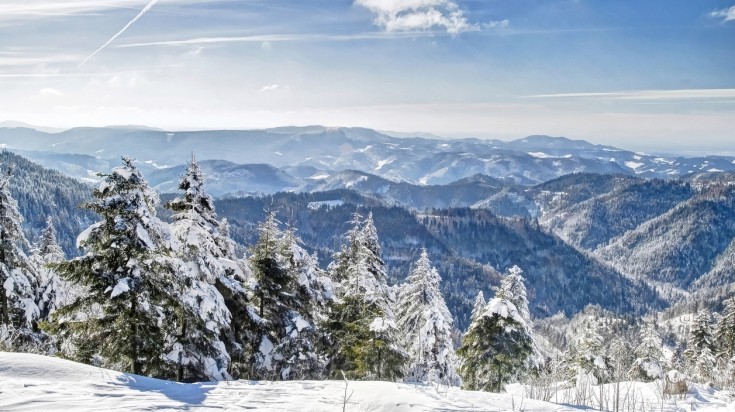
[625, 161, 645, 170]
[528, 152, 573, 159]
[0, 352, 588, 411]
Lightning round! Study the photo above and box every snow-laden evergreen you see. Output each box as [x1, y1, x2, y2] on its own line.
[499, 265, 531, 325]
[685, 310, 715, 383]
[29, 217, 72, 321]
[629, 323, 664, 381]
[52, 158, 181, 377]
[248, 213, 326, 380]
[396, 249, 459, 385]
[470, 291, 485, 323]
[457, 277, 534, 392]
[715, 298, 735, 385]
[165, 157, 246, 381]
[0, 164, 40, 349]
[324, 212, 407, 380]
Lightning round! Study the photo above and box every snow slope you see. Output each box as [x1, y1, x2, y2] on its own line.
[1, 353, 733, 411]
[0, 352, 580, 411]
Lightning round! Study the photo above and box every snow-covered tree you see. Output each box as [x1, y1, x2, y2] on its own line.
[716, 298, 735, 363]
[685, 311, 715, 383]
[457, 292, 534, 392]
[248, 213, 325, 380]
[165, 157, 248, 381]
[574, 327, 612, 385]
[470, 291, 485, 323]
[30, 217, 71, 320]
[498, 266, 531, 325]
[629, 323, 664, 381]
[52, 158, 180, 377]
[0, 165, 40, 348]
[631, 325, 665, 382]
[396, 249, 459, 385]
[324, 212, 407, 380]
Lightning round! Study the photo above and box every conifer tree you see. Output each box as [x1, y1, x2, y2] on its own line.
[499, 265, 531, 325]
[629, 323, 664, 381]
[470, 291, 486, 323]
[30, 217, 69, 320]
[324, 212, 407, 380]
[166, 157, 247, 381]
[248, 213, 325, 379]
[685, 311, 715, 383]
[396, 249, 459, 385]
[457, 283, 533, 392]
[0, 165, 40, 347]
[575, 327, 611, 384]
[716, 298, 735, 364]
[52, 158, 180, 377]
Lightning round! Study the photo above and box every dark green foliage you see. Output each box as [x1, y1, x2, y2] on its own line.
[457, 306, 533, 392]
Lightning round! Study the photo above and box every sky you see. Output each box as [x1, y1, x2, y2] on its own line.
[0, 0, 733, 152]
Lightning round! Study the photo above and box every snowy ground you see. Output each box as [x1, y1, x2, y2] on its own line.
[0, 353, 733, 412]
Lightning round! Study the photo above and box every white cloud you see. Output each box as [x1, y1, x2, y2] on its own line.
[39, 88, 63, 97]
[710, 5, 735, 22]
[526, 89, 735, 102]
[484, 19, 509, 29]
[258, 84, 287, 94]
[355, 0, 477, 34]
[0, 0, 212, 20]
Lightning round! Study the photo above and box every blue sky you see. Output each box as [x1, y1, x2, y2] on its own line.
[0, 0, 733, 151]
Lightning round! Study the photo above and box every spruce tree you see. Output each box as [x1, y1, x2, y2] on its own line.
[396, 249, 459, 385]
[629, 323, 664, 381]
[716, 298, 735, 364]
[324, 212, 407, 380]
[52, 158, 180, 377]
[499, 266, 531, 325]
[470, 291, 486, 323]
[0, 165, 40, 347]
[457, 284, 533, 392]
[30, 217, 69, 320]
[248, 213, 325, 379]
[685, 311, 715, 383]
[166, 157, 246, 381]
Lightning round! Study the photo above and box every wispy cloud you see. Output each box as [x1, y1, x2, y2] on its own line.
[355, 0, 477, 34]
[116, 31, 442, 48]
[258, 84, 283, 93]
[526, 89, 735, 101]
[484, 20, 509, 29]
[79, 0, 160, 67]
[710, 5, 735, 23]
[39, 87, 63, 97]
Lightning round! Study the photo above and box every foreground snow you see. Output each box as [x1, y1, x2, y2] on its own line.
[0, 353, 733, 411]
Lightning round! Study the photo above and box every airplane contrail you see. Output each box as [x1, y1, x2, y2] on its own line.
[79, 0, 160, 68]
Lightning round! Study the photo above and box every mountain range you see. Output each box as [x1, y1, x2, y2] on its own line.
[2, 125, 734, 191]
[2, 124, 734, 327]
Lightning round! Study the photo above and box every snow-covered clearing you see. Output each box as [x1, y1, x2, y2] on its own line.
[0, 352, 577, 411]
[1, 353, 733, 411]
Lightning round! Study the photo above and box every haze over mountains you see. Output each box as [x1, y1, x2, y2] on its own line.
[2, 124, 734, 194]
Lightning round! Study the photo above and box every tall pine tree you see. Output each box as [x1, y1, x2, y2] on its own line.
[324, 212, 407, 380]
[30, 217, 69, 321]
[53, 158, 180, 378]
[248, 213, 326, 379]
[396, 249, 459, 385]
[0, 165, 40, 348]
[166, 156, 246, 381]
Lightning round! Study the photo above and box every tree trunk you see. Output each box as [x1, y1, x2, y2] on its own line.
[130, 293, 142, 375]
[0, 242, 7, 325]
[177, 315, 187, 382]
